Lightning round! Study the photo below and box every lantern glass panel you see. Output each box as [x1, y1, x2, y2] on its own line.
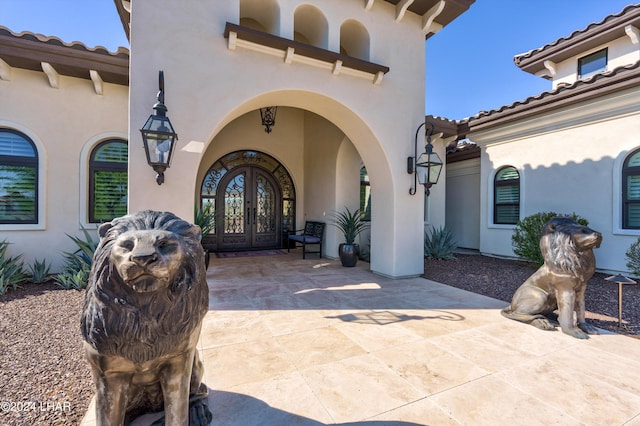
[141, 115, 177, 167]
[416, 151, 443, 185]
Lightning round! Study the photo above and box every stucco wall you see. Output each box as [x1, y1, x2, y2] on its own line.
[445, 158, 480, 250]
[0, 67, 128, 272]
[553, 37, 640, 88]
[470, 86, 640, 273]
[128, 0, 429, 277]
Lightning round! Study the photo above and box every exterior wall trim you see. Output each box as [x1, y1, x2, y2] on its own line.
[224, 23, 389, 84]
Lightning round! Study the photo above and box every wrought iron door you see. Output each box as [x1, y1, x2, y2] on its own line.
[216, 166, 281, 250]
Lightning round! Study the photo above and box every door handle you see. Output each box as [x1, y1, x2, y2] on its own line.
[247, 208, 250, 225]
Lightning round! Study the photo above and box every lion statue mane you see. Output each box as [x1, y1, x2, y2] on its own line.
[81, 210, 212, 425]
[501, 217, 602, 339]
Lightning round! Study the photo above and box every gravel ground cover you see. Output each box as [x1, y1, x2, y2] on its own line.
[1, 254, 639, 425]
[424, 253, 640, 337]
[0, 283, 92, 426]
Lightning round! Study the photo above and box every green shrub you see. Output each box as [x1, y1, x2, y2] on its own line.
[424, 226, 457, 260]
[512, 211, 588, 266]
[0, 240, 27, 296]
[54, 226, 98, 290]
[626, 238, 640, 277]
[28, 258, 51, 284]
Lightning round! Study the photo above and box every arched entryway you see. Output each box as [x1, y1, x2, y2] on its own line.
[200, 150, 295, 252]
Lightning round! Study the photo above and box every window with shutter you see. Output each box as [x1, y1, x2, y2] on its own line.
[494, 166, 520, 225]
[623, 149, 640, 229]
[0, 130, 38, 224]
[89, 140, 128, 223]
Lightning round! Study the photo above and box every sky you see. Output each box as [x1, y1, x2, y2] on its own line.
[0, 0, 636, 120]
[427, 0, 636, 119]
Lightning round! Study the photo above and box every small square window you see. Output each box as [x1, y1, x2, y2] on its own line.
[578, 48, 607, 79]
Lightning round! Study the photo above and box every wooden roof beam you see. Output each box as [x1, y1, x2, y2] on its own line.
[395, 0, 415, 22]
[41, 62, 59, 88]
[90, 69, 104, 95]
[422, 0, 445, 34]
[0, 57, 11, 80]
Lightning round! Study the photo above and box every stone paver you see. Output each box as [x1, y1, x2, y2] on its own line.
[82, 251, 640, 425]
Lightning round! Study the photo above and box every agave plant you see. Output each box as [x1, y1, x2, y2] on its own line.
[330, 207, 369, 245]
[28, 258, 52, 284]
[0, 240, 27, 296]
[54, 226, 98, 290]
[424, 226, 458, 260]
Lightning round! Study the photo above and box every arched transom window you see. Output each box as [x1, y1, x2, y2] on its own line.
[89, 139, 128, 223]
[0, 129, 38, 224]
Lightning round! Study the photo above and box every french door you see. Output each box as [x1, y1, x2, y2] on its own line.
[216, 166, 281, 250]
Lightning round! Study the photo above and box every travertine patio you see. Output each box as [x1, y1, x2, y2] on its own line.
[83, 251, 640, 425]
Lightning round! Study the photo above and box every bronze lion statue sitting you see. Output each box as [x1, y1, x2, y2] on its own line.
[501, 217, 602, 339]
[81, 210, 212, 425]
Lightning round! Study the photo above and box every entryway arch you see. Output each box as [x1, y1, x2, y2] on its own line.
[199, 150, 295, 252]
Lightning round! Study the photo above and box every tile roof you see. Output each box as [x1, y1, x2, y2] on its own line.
[463, 60, 640, 131]
[0, 26, 129, 85]
[514, 4, 640, 75]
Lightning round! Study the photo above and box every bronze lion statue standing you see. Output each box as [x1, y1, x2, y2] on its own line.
[501, 217, 602, 339]
[81, 210, 212, 425]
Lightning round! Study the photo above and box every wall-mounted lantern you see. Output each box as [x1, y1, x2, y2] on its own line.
[140, 70, 178, 185]
[408, 121, 443, 196]
[260, 106, 277, 133]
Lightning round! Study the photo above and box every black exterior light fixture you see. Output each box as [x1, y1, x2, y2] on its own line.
[408, 121, 443, 196]
[140, 70, 178, 185]
[605, 274, 637, 327]
[260, 106, 277, 133]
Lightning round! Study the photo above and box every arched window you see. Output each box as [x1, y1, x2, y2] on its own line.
[340, 20, 370, 61]
[0, 129, 38, 224]
[494, 166, 520, 225]
[89, 140, 128, 223]
[360, 166, 371, 221]
[623, 148, 640, 229]
[294, 4, 328, 49]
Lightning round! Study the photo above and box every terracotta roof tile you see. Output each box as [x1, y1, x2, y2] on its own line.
[514, 4, 640, 69]
[0, 26, 129, 85]
[0, 26, 129, 57]
[464, 60, 640, 129]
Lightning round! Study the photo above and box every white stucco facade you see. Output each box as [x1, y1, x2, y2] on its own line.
[126, 0, 439, 278]
[468, 86, 640, 274]
[0, 67, 128, 271]
[1, 0, 469, 278]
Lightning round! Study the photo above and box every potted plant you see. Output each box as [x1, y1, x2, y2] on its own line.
[330, 207, 369, 267]
[194, 203, 216, 267]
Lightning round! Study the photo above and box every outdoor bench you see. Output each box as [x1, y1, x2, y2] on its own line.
[287, 221, 325, 259]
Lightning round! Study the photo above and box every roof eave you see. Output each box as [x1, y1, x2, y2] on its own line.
[467, 61, 640, 133]
[514, 4, 640, 76]
[116, 0, 475, 41]
[0, 27, 129, 85]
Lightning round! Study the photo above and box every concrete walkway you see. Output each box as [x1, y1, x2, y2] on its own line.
[83, 251, 640, 425]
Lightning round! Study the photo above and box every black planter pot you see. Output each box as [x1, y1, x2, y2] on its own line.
[338, 243, 359, 267]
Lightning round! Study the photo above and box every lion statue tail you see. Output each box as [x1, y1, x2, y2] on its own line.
[500, 306, 548, 324]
